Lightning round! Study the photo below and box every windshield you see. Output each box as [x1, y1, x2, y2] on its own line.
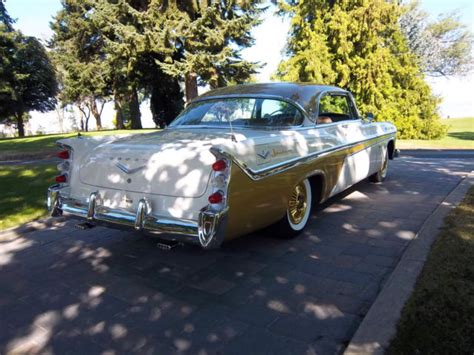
[169, 97, 304, 128]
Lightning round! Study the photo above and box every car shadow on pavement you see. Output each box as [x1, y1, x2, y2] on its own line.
[0, 158, 472, 354]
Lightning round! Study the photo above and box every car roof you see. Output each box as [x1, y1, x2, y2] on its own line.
[194, 82, 347, 114]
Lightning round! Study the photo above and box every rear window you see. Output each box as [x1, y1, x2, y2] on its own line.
[170, 97, 304, 128]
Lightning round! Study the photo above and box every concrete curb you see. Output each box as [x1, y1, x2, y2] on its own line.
[344, 171, 474, 355]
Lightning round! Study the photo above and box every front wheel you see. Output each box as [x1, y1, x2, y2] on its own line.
[274, 179, 312, 238]
[369, 149, 389, 183]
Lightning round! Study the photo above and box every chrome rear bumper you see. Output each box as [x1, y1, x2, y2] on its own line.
[47, 185, 228, 249]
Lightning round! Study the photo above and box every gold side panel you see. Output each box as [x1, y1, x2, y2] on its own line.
[225, 135, 395, 240]
[225, 151, 344, 240]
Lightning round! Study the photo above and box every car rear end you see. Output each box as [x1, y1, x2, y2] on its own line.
[47, 134, 234, 249]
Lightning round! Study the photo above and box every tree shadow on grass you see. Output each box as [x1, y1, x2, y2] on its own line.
[447, 131, 474, 141]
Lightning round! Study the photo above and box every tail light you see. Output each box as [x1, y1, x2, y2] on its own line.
[208, 156, 230, 211]
[57, 150, 70, 159]
[55, 146, 72, 184]
[55, 174, 67, 183]
[212, 159, 227, 172]
[208, 191, 224, 204]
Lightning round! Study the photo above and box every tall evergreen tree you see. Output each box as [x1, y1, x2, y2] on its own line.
[0, 1, 58, 136]
[147, 0, 264, 101]
[276, 0, 447, 139]
[91, 0, 151, 129]
[51, 0, 264, 129]
[50, 0, 110, 131]
[0, 0, 13, 30]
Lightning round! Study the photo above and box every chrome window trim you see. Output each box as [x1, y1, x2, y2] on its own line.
[315, 90, 361, 124]
[311, 118, 363, 129]
[211, 132, 396, 181]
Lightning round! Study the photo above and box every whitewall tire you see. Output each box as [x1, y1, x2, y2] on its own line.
[274, 178, 313, 238]
[369, 148, 389, 183]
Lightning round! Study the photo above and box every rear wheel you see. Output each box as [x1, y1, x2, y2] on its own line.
[274, 179, 312, 238]
[369, 149, 389, 183]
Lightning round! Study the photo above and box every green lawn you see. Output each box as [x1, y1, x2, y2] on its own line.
[0, 129, 157, 155]
[398, 117, 474, 149]
[388, 186, 474, 354]
[0, 164, 57, 231]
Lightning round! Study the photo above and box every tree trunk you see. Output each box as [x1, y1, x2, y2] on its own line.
[55, 105, 65, 133]
[78, 105, 90, 132]
[16, 112, 25, 137]
[129, 88, 142, 129]
[90, 99, 102, 130]
[185, 72, 198, 103]
[114, 94, 124, 129]
[151, 76, 184, 127]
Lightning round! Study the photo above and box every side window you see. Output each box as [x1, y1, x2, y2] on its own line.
[260, 99, 303, 126]
[317, 94, 354, 124]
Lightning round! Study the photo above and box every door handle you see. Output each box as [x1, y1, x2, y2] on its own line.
[341, 124, 349, 129]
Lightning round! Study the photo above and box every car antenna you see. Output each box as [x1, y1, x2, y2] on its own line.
[226, 116, 237, 143]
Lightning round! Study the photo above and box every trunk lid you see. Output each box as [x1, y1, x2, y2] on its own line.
[78, 129, 233, 198]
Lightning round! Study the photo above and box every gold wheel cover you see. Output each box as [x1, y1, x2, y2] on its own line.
[288, 181, 308, 225]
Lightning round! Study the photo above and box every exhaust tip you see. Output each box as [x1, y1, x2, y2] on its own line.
[75, 222, 95, 230]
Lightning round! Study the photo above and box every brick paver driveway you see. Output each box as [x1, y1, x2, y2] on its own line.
[1, 157, 472, 354]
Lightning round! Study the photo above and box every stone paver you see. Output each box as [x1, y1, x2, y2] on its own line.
[0, 157, 472, 354]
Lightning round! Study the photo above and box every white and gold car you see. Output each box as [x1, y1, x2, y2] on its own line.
[48, 83, 397, 249]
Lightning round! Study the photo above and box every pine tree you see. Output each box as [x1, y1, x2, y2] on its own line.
[0, 1, 58, 137]
[90, 0, 151, 129]
[276, 0, 447, 139]
[51, 0, 264, 129]
[147, 0, 264, 101]
[0, 0, 13, 30]
[50, 0, 110, 131]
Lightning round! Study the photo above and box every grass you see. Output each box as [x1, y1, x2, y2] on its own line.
[0, 129, 157, 155]
[0, 164, 57, 231]
[398, 117, 474, 149]
[388, 186, 474, 354]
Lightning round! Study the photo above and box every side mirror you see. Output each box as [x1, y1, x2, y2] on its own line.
[366, 112, 374, 122]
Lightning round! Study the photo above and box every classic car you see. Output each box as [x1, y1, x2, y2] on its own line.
[47, 83, 397, 249]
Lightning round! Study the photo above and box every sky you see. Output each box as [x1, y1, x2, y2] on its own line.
[4, 0, 474, 121]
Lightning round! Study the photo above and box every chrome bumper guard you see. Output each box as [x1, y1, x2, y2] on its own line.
[47, 185, 228, 249]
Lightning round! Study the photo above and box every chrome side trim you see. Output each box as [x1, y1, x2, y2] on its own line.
[212, 132, 396, 181]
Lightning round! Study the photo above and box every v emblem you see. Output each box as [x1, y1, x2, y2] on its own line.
[257, 150, 270, 160]
[116, 162, 146, 174]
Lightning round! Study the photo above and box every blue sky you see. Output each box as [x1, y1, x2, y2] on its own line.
[5, 0, 474, 118]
